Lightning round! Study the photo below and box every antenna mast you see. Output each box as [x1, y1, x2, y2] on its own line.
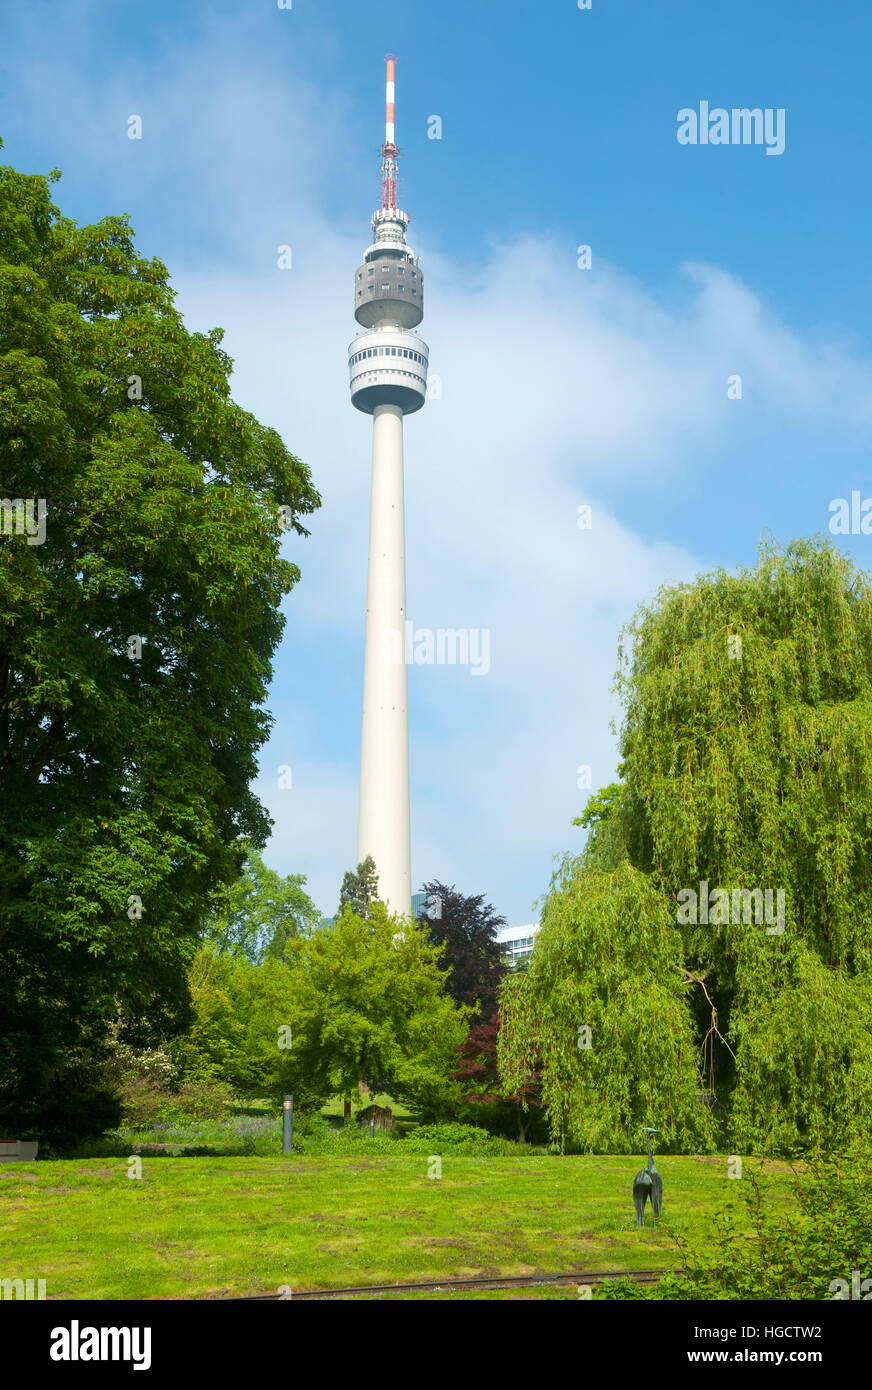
[381, 54, 399, 211]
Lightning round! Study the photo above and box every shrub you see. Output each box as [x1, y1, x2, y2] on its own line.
[101, 1032, 236, 1127]
[298, 1120, 403, 1156]
[410, 1122, 491, 1146]
[161, 1079, 236, 1122]
[400, 1122, 532, 1156]
[292, 1119, 537, 1157]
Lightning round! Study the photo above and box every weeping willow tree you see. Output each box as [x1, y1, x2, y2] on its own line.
[502, 537, 872, 1154]
[499, 860, 715, 1153]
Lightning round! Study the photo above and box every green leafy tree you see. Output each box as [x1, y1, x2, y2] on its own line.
[518, 537, 872, 1155]
[573, 781, 630, 872]
[278, 903, 469, 1120]
[0, 150, 319, 1141]
[199, 845, 320, 965]
[498, 859, 716, 1153]
[172, 904, 469, 1119]
[173, 951, 250, 1088]
[614, 536, 872, 1152]
[337, 855, 379, 919]
[172, 948, 324, 1107]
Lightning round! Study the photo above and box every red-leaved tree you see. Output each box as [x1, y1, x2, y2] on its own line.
[452, 1010, 543, 1143]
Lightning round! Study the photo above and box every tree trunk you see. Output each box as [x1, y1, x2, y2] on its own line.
[343, 1098, 352, 1120]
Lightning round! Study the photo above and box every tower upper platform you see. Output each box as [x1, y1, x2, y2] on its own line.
[354, 211, 424, 330]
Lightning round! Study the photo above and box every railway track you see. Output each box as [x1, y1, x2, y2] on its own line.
[218, 1268, 677, 1300]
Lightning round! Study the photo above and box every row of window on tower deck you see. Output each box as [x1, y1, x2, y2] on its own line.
[357, 285, 418, 296]
[354, 369, 423, 385]
[350, 346, 427, 366]
[359, 265, 418, 279]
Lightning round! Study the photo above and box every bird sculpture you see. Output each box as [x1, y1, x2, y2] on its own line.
[633, 1127, 663, 1227]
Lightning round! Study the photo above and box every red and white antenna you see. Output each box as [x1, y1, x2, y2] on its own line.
[381, 53, 399, 211]
[385, 55, 396, 146]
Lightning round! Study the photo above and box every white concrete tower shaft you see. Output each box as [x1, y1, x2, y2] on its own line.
[348, 56, 428, 920]
[358, 404, 409, 914]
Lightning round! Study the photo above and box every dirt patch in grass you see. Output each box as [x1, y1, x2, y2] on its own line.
[410, 1237, 482, 1252]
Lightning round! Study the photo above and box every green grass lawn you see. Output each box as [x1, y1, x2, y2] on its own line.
[0, 1153, 793, 1300]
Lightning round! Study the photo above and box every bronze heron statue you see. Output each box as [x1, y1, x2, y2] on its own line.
[633, 1127, 662, 1226]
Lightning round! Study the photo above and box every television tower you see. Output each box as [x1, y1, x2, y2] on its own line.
[349, 56, 428, 919]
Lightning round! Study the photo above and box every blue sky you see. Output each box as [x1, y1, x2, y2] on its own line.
[3, 0, 872, 922]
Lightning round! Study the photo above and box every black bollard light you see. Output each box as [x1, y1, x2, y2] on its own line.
[282, 1095, 293, 1154]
